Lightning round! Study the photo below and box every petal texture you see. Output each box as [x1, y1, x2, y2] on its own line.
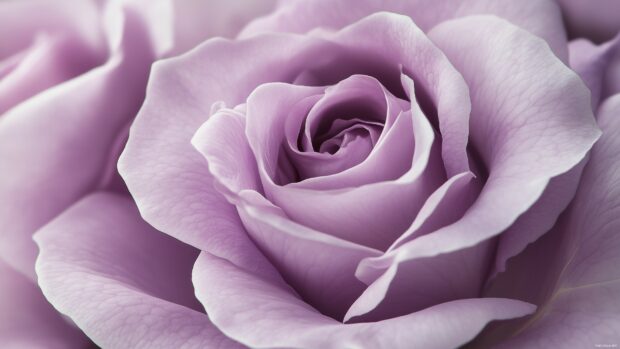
[496, 94, 620, 348]
[0, 259, 89, 349]
[193, 251, 535, 349]
[351, 14, 599, 321]
[35, 193, 242, 349]
[242, 0, 568, 61]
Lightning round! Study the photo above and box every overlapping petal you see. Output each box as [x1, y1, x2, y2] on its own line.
[557, 0, 620, 42]
[120, 13, 471, 254]
[0, 259, 89, 348]
[240, 0, 568, 62]
[0, 4, 158, 279]
[569, 35, 620, 108]
[494, 94, 620, 348]
[193, 251, 535, 349]
[34, 193, 242, 349]
[352, 15, 599, 321]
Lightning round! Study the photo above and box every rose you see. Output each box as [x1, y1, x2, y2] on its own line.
[29, 2, 619, 349]
[0, 0, 275, 347]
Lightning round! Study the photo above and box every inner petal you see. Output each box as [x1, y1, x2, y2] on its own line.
[279, 74, 409, 185]
[296, 125, 378, 179]
[301, 75, 392, 152]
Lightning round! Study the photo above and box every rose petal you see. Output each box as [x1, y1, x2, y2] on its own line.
[0, 6, 156, 279]
[170, 0, 277, 55]
[388, 172, 480, 251]
[376, 14, 599, 277]
[0, 0, 101, 60]
[0, 33, 102, 115]
[352, 14, 600, 321]
[34, 192, 243, 349]
[569, 35, 620, 109]
[494, 94, 620, 347]
[557, 0, 620, 42]
[241, 0, 568, 62]
[193, 251, 535, 349]
[0, 259, 88, 349]
[491, 161, 586, 277]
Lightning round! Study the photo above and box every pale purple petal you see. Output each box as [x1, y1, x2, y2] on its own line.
[350, 14, 600, 321]
[569, 36, 620, 108]
[193, 251, 535, 349]
[35, 193, 242, 349]
[242, 0, 568, 61]
[0, 5, 156, 279]
[0, 259, 88, 348]
[0, 0, 101, 60]
[557, 0, 620, 42]
[170, 0, 277, 55]
[495, 94, 620, 348]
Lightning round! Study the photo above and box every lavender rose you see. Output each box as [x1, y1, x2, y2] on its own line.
[18, 1, 620, 349]
[0, 0, 275, 347]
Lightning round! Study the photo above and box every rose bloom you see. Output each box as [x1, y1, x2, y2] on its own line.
[0, 0, 275, 347]
[1, 0, 619, 348]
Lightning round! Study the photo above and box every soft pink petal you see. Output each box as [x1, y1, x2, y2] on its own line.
[496, 94, 620, 347]
[242, 0, 568, 61]
[193, 251, 535, 349]
[0, 5, 156, 279]
[0, 259, 88, 349]
[34, 192, 242, 349]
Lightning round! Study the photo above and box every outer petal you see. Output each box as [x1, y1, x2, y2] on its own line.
[353, 15, 599, 320]
[495, 94, 620, 348]
[0, 3, 158, 279]
[0, 259, 88, 349]
[193, 251, 535, 349]
[241, 0, 568, 62]
[169, 0, 277, 55]
[0, 0, 101, 60]
[557, 0, 620, 42]
[568, 36, 620, 108]
[390, 14, 598, 274]
[0, 30, 102, 115]
[34, 193, 242, 349]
